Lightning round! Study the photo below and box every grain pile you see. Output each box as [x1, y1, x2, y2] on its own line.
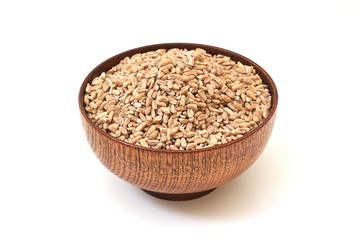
[84, 48, 272, 150]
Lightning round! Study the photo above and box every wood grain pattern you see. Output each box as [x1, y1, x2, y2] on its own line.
[79, 43, 278, 200]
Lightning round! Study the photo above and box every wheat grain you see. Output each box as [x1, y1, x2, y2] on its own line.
[84, 48, 272, 149]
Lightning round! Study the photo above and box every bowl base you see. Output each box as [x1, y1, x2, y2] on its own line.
[141, 188, 216, 201]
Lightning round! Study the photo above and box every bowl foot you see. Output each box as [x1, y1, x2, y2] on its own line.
[141, 188, 216, 201]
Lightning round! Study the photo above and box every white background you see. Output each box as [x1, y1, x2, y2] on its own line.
[1, 0, 359, 239]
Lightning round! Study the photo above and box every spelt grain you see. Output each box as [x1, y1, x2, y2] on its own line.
[84, 48, 272, 149]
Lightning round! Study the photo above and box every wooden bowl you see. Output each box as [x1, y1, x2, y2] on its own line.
[78, 43, 278, 201]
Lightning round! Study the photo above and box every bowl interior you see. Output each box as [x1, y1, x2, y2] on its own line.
[79, 43, 278, 152]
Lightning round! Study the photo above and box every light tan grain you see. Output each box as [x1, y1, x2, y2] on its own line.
[84, 48, 271, 150]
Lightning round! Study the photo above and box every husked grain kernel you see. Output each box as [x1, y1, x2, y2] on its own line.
[84, 48, 272, 150]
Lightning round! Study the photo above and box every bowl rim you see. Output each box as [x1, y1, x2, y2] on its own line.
[78, 42, 278, 153]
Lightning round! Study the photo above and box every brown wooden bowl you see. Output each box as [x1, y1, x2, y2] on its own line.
[79, 43, 278, 201]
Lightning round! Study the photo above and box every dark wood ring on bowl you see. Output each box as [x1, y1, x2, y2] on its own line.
[79, 43, 278, 201]
[141, 188, 216, 201]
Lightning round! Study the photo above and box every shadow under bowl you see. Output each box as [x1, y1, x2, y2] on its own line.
[79, 43, 278, 201]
